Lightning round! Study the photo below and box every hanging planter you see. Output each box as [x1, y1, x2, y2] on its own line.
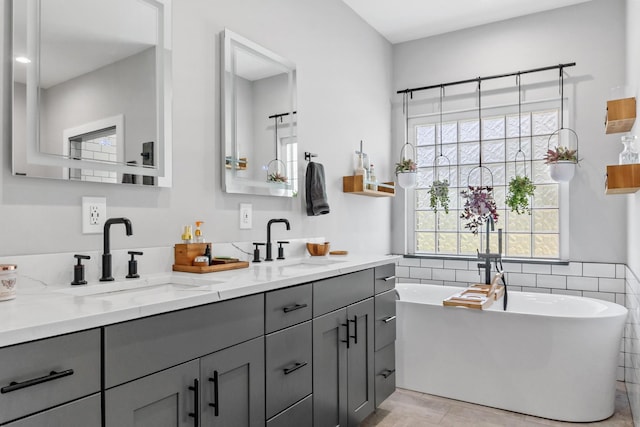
[429, 86, 452, 214]
[506, 75, 536, 215]
[460, 186, 498, 235]
[546, 67, 580, 183]
[544, 145, 578, 182]
[506, 175, 536, 215]
[429, 179, 449, 214]
[396, 92, 417, 189]
[395, 155, 417, 188]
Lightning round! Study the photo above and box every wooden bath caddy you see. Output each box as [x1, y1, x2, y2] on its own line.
[443, 283, 505, 310]
[172, 261, 249, 274]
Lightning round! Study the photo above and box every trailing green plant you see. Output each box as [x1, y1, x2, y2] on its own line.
[506, 175, 536, 215]
[460, 186, 499, 235]
[429, 179, 450, 214]
[543, 146, 578, 164]
[395, 158, 417, 174]
[267, 171, 288, 183]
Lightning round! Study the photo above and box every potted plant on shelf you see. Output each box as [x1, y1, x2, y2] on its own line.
[544, 146, 578, 182]
[395, 158, 417, 189]
[505, 175, 536, 215]
[460, 186, 499, 234]
[429, 179, 450, 214]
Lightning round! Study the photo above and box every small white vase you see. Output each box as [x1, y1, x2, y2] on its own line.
[397, 171, 417, 189]
[268, 182, 286, 196]
[548, 161, 576, 182]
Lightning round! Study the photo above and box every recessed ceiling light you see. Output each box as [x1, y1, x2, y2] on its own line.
[15, 56, 31, 64]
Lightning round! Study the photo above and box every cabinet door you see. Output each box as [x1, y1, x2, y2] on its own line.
[313, 308, 348, 427]
[200, 337, 265, 427]
[347, 298, 375, 426]
[105, 360, 199, 427]
[5, 394, 101, 427]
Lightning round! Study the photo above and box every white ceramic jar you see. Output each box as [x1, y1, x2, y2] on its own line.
[0, 264, 17, 301]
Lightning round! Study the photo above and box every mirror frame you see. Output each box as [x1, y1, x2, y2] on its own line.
[11, 0, 173, 186]
[221, 29, 297, 197]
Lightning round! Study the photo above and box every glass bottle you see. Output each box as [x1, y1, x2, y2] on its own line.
[368, 164, 378, 191]
[619, 135, 639, 165]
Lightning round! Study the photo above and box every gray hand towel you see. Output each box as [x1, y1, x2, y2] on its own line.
[305, 162, 330, 216]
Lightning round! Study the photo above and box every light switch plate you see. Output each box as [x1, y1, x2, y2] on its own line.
[240, 203, 252, 229]
[82, 197, 106, 234]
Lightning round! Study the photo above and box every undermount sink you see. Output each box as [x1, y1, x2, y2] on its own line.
[56, 279, 217, 304]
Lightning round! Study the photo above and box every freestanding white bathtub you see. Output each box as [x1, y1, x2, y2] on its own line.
[396, 283, 628, 422]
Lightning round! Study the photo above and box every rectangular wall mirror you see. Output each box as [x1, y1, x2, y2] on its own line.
[11, 0, 172, 186]
[221, 29, 297, 197]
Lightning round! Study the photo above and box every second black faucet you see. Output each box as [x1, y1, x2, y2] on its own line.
[100, 217, 133, 281]
[265, 218, 290, 261]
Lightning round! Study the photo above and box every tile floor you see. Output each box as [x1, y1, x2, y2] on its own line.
[361, 382, 633, 426]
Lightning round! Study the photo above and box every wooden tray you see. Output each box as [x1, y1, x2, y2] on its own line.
[442, 283, 505, 310]
[172, 261, 249, 274]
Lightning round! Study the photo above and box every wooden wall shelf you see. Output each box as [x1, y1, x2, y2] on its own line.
[343, 175, 395, 197]
[605, 164, 640, 194]
[605, 98, 636, 134]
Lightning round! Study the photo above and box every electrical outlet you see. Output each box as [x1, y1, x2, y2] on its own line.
[240, 203, 252, 229]
[82, 197, 107, 234]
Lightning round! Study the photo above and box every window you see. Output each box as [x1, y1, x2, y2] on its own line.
[409, 101, 566, 260]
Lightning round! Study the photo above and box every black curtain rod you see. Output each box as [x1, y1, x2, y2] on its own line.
[268, 111, 297, 119]
[396, 62, 576, 95]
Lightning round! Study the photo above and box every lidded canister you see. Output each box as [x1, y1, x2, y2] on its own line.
[0, 264, 17, 301]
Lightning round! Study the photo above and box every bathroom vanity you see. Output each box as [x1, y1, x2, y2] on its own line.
[0, 255, 397, 427]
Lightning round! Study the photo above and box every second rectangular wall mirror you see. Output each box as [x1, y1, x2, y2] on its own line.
[221, 29, 297, 197]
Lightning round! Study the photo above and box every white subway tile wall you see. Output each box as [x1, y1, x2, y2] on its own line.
[397, 258, 628, 382]
[626, 266, 640, 426]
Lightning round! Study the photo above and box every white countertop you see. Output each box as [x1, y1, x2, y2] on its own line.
[0, 254, 399, 348]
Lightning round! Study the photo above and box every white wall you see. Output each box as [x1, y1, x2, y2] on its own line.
[391, 0, 627, 263]
[0, 0, 393, 256]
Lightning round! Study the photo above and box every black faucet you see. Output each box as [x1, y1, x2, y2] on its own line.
[476, 217, 502, 285]
[265, 218, 290, 261]
[100, 217, 133, 281]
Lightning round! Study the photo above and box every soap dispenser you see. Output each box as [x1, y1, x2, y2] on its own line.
[194, 221, 205, 243]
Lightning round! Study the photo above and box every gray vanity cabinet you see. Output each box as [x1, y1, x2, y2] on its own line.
[312, 268, 375, 427]
[4, 394, 101, 427]
[0, 329, 101, 425]
[200, 337, 265, 427]
[373, 264, 397, 407]
[104, 360, 199, 427]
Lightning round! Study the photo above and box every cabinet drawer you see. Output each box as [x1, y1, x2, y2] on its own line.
[4, 394, 101, 427]
[375, 263, 396, 294]
[265, 321, 312, 419]
[375, 289, 397, 351]
[266, 394, 313, 427]
[265, 283, 312, 333]
[314, 269, 373, 316]
[374, 343, 396, 407]
[104, 293, 264, 388]
[0, 329, 100, 424]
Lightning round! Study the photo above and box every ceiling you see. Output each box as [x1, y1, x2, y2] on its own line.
[341, 0, 594, 44]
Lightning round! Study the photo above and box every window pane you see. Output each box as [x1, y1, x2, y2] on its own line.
[459, 142, 480, 164]
[482, 140, 505, 163]
[506, 113, 531, 137]
[459, 120, 478, 142]
[417, 232, 435, 252]
[438, 211, 457, 231]
[507, 210, 531, 232]
[417, 145, 435, 167]
[532, 110, 558, 135]
[460, 233, 480, 255]
[533, 184, 558, 208]
[507, 233, 532, 257]
[442, 122, 458, 143]
[416, 125, 435, 146]
[416, 189, 430, 209]
[438, 233, 458, 254]
[416, 210, 435, 231]
[533, 209, 559, 232]
[534, 234, 558, 258]
[483, 117, 505, 140]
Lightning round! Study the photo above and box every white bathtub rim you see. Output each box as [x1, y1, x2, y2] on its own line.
[396, 283, 628, 320]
